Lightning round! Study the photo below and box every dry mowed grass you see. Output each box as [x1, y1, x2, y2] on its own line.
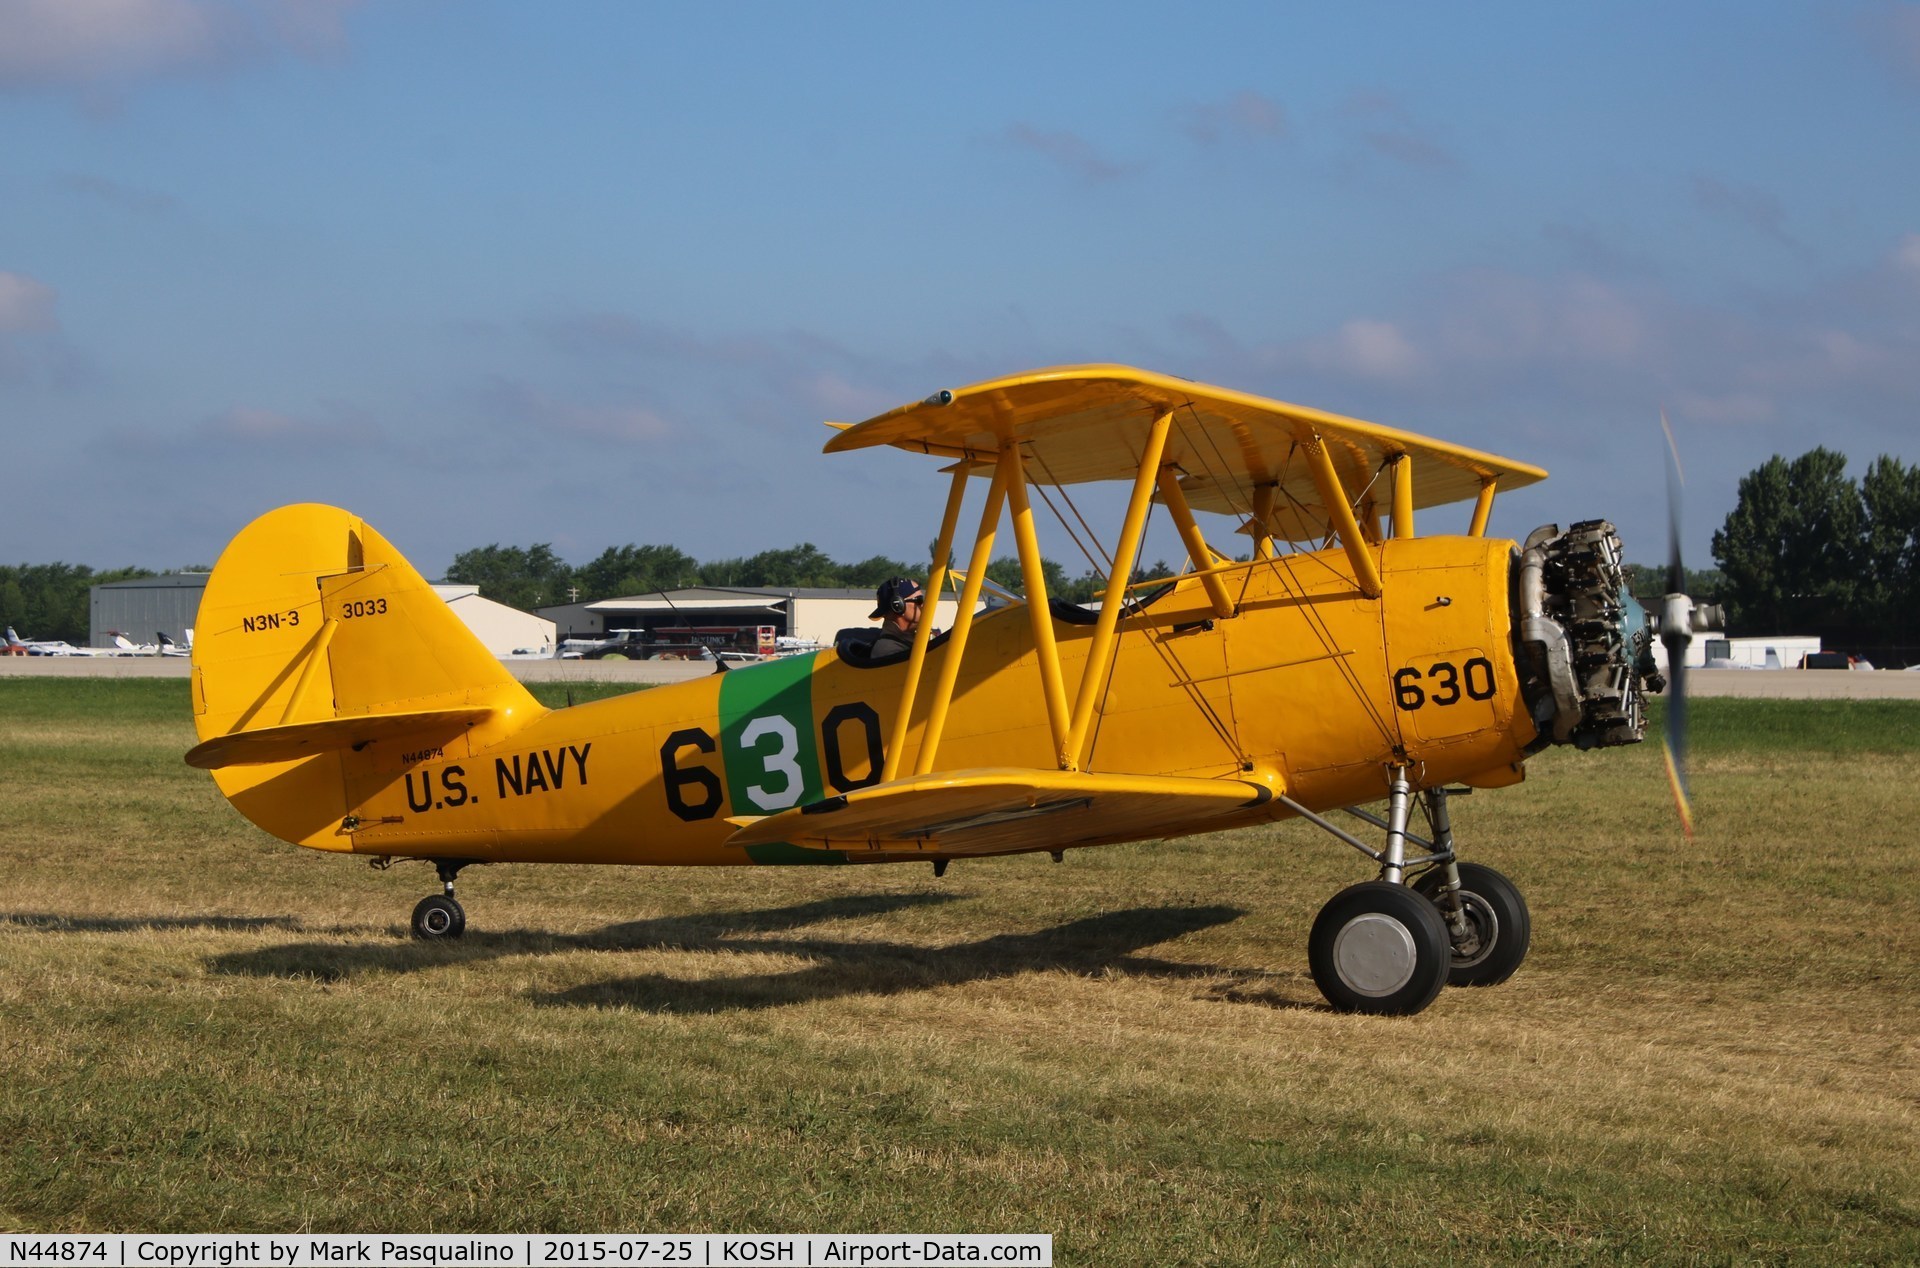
[2, 680, 1916, 1263]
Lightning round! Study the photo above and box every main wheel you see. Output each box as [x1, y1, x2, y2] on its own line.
[411, 894, 466, 940]
[1413, 862, 1530, 987]
[1308, 881, 1450, 1015]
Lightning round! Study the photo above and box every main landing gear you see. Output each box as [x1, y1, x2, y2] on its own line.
[408, 859, 473, 940]
[1283, 771, 1531, 1016]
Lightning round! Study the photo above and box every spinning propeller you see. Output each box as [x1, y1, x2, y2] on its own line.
[1657, 413, 1723, 840]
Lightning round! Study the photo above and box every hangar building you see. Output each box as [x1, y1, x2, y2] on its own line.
[89, 574, 208, 648]
[539, 586, 962, 652]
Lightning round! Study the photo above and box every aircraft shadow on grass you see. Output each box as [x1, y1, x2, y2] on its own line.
[201, 893, 1285, 1012]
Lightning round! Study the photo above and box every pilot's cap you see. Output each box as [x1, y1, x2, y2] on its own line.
[871, 577, 925, 618]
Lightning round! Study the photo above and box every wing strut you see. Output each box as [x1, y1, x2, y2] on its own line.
[1249, 483, 1278, 560]
[883, 459, 975, 783]
[1004, 446, 1073, 760]
[913, 456, 1011, 776]
[1156, 468, 1236, 619]
[1468, 476, 1498, 537]
[1303, 435, 1384, 599]
[1063, 409, 1174, 770]
[1390, 453, 1415, 539]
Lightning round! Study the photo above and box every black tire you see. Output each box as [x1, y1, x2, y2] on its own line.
[1308, 881, 1450, 1015]
[1413, 863, 1530, 987]
[411, 894, 466, 940]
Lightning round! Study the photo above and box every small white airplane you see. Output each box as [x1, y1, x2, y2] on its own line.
[109, 631, 161, 656]
[159, 630, 194, 658]
[557, 629, 651, 660]
[5, 626, 105, 656]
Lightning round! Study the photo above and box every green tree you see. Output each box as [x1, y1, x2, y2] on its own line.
[1711, 448, 1863, 636]
[0, 563, 155, 644]
[985, 555, 1070, 598]
[1622, 563, 1726, 604]
[712, 543, 843, 589]
[838, 554, 922, 589]
[1860, 455, 1920, 635]
[574, 544, 701, 600]
[444, 544, 572, 611]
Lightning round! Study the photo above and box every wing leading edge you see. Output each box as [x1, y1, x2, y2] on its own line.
[725, 767, 1274, 857]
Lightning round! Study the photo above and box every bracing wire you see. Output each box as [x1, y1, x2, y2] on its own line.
[1023, 435, 1245, 769]
[1029, 446, 1114, 574]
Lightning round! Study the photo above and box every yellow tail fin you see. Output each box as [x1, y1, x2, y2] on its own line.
[189, 504, 545, 849]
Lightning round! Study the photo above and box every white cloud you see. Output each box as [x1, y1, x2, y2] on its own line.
[1178, 90, 1287, 146]
[1001, 123, 1132, 183]
[479, 380, 673, 444]
[1895, 233, 1920, 276]
[1312, 319, 1422, 379]
[192, 403, 380, 449]
[1404, 271, 1647, 368]
[1862, 2, 1920, 84]
[797, 371, 898, 421]
[1692, 174, 1797, 247]
[0, 0, 358, 106]
[1260, 263, 1920, 443]
[1339, 92, 1462, 173]
[0, 272, 58, 332]
[0, 0, 239, 86]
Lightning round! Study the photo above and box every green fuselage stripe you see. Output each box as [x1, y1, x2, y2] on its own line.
[718, 655, 829, 845]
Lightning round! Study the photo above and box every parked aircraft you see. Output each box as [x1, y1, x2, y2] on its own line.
[185, 365, 1709, 1015]
[6, 626, 104, 656]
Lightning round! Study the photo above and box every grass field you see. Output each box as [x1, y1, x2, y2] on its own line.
[2, 679, 1917, 1262]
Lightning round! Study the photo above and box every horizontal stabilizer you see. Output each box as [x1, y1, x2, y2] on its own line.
[185, 707, 493, 770]
[725, 767, 1273, 857]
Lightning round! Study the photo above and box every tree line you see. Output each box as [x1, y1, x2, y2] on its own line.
[0, 563, 176, 646]
[8, 449, 1913, 659]
[443, 541, 1177, 613]
[1712, 449, 1918, 659]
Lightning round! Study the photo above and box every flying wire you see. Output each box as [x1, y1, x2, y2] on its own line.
[1025, 432, 1243, 768]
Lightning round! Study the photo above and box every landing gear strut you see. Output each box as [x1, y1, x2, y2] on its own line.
[410, 860, 470, 940]
[1284, 775, 1530, 1014]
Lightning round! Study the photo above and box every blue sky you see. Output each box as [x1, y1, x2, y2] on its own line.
[3, 1, 1917, 583]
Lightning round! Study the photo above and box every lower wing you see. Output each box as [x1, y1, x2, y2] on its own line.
[725, 767, 1274, 857]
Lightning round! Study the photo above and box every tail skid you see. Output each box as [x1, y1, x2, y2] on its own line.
[190, 504, 544, 849]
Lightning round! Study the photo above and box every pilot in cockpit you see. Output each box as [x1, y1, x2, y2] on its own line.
[868, 576, 927, 660]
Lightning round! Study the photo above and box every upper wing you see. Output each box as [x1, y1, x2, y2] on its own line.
[825, 364, 1546, 541]
[725, 767, 1273, 857]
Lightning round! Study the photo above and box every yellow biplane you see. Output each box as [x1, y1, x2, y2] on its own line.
[188, 365, 1700, 1015]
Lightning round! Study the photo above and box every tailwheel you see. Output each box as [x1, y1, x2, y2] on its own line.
[1308, 880, 1450, 1015]
[411, 893, 466, 940]
[1413, 862, 1529, 987]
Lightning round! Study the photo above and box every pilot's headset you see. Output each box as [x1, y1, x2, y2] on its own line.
[873, 577, 923, 619]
